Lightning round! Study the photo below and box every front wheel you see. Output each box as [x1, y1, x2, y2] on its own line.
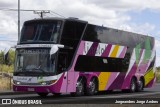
[71, 78, 84, 96]
[37, 93, 48, 97]
[86, 78, 98, 96]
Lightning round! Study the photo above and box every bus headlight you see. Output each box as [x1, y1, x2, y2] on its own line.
[41, 80, 57, 85]
[13, 80, 21, 85]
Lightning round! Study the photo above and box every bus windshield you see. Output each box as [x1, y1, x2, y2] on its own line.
[20, 21, 61, 43]
[15, 49, 55, 74]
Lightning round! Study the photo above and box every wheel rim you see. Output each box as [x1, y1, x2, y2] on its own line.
[139, 80, 143, 90]
[131, 80, 136, 91]
[89, 79, 96, 93]
[76, 81, 83, 94]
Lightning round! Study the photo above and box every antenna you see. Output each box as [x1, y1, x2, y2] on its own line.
[34, 10, 50, 18]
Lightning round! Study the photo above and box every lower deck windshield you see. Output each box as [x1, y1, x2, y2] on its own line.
[15, 48, 55, 75]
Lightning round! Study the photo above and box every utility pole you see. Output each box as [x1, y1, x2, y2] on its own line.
[18, 0, 20, 43]
[34, 10, 50, 18]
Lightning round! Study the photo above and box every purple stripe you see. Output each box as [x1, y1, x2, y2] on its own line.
[77, 41, 85, 55]
[105, 72, 119, 90]
[121, 62, 137, 89]
[137, 61, 150, 74]
[119, 47, 127, 58]
[108, 72, 126, 90]
[55, 73, 64, 92]
[102, 44, 112, 57]
[86, 42, 99, 56]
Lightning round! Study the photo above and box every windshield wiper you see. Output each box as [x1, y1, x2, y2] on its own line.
[32, 68, 45, 72]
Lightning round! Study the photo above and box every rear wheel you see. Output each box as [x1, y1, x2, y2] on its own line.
[137, 78, 144, 92]
[129, 78, 137, 92]
[37, 93, 48, 97]
[86, 78, 98, 96]
[71, 78, 84, 96]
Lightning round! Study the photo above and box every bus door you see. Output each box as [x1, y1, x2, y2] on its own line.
[57, 52, 68, 92]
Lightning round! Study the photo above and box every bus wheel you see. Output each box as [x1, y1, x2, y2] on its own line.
[37, 93, 48, 97]
[86, 78, 97, 96]
[129, 78, 136, 92]
[137, 78, 144, 92]
[71, 78, 84, 96]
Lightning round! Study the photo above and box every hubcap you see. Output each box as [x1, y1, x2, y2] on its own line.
[131, 80, 135, 91]
[89, 79, 96, 93]
[76, 81, 83, 93]
[139, 80, 143, 90]
[90, 81, 95, 92]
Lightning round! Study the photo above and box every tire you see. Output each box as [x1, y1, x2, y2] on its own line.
[136, 78, 144, 92]
[86, 78, 97, 96]
[129, 78, 137, 93]
[71, 78, 84, 96]
[37, 93, 48, 97]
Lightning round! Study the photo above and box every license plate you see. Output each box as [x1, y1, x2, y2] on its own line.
[28, 88, 35, 91]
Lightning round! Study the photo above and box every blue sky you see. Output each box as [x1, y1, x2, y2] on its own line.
[128, 9, 160, 34]
[0, 0, 160, 66]
[127, 9, 160, 66]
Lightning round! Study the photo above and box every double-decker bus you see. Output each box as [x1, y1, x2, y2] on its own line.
[13, 17, 156, 97]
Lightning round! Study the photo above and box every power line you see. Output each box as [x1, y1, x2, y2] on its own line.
[0, 8, 50, 12]
[50, 11, 66, 18]
[0, 8, 66, 18]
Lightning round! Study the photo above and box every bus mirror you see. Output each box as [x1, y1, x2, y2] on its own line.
[50, 44, 64, 55]
[50, 45, 58, 55]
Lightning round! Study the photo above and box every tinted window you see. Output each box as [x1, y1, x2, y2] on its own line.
[74, 55, 129, 72]
[61, 21, 85, 41]
[20, 21, 61, 43]
[58, 21, 86, 73]
[83, 24, 154, 50]
[83, 25, 100, 42]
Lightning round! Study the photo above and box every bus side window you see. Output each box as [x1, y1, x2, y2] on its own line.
[57, 53, 68, 73]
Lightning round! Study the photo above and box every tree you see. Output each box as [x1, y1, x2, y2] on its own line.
[0, 49, 15, 73]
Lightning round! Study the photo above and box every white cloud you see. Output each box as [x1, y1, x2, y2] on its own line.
[0, 41, 16, 51]
[85, 0, 160, 11]
[156, 56, 160, 67]
[0, 11, 18, 40]
[155, 40, 160, 49]
[119, 22, 155, 35]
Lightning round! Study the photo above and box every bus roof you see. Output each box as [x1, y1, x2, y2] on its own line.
[25, 17, 88, 24]
[24, 17, 154, 39]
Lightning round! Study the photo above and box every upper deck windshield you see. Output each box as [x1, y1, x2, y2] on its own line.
[20, 20, 62, 43]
